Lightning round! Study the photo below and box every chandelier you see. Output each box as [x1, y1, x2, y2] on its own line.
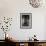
[29, 0, 45, 8]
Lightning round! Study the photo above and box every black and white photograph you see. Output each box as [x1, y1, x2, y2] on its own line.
[20, 13, 32, 29]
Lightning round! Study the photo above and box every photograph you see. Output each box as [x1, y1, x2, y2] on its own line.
[20, 13, 32, 29]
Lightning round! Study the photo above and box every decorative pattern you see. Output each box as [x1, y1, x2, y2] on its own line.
[0, 17, 12, 39]
[29, 0, 43, 8]
[1, 17, 12, 33]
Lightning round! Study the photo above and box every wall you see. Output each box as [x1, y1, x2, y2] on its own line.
[0, 0, 46, 40]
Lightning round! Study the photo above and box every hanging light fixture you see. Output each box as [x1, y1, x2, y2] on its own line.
[29, 0, 45, 8]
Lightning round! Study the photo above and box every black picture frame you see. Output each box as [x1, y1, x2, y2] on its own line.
[20, 13, 32, 29]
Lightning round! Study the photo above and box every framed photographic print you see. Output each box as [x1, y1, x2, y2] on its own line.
[20, 13, 32, 29]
